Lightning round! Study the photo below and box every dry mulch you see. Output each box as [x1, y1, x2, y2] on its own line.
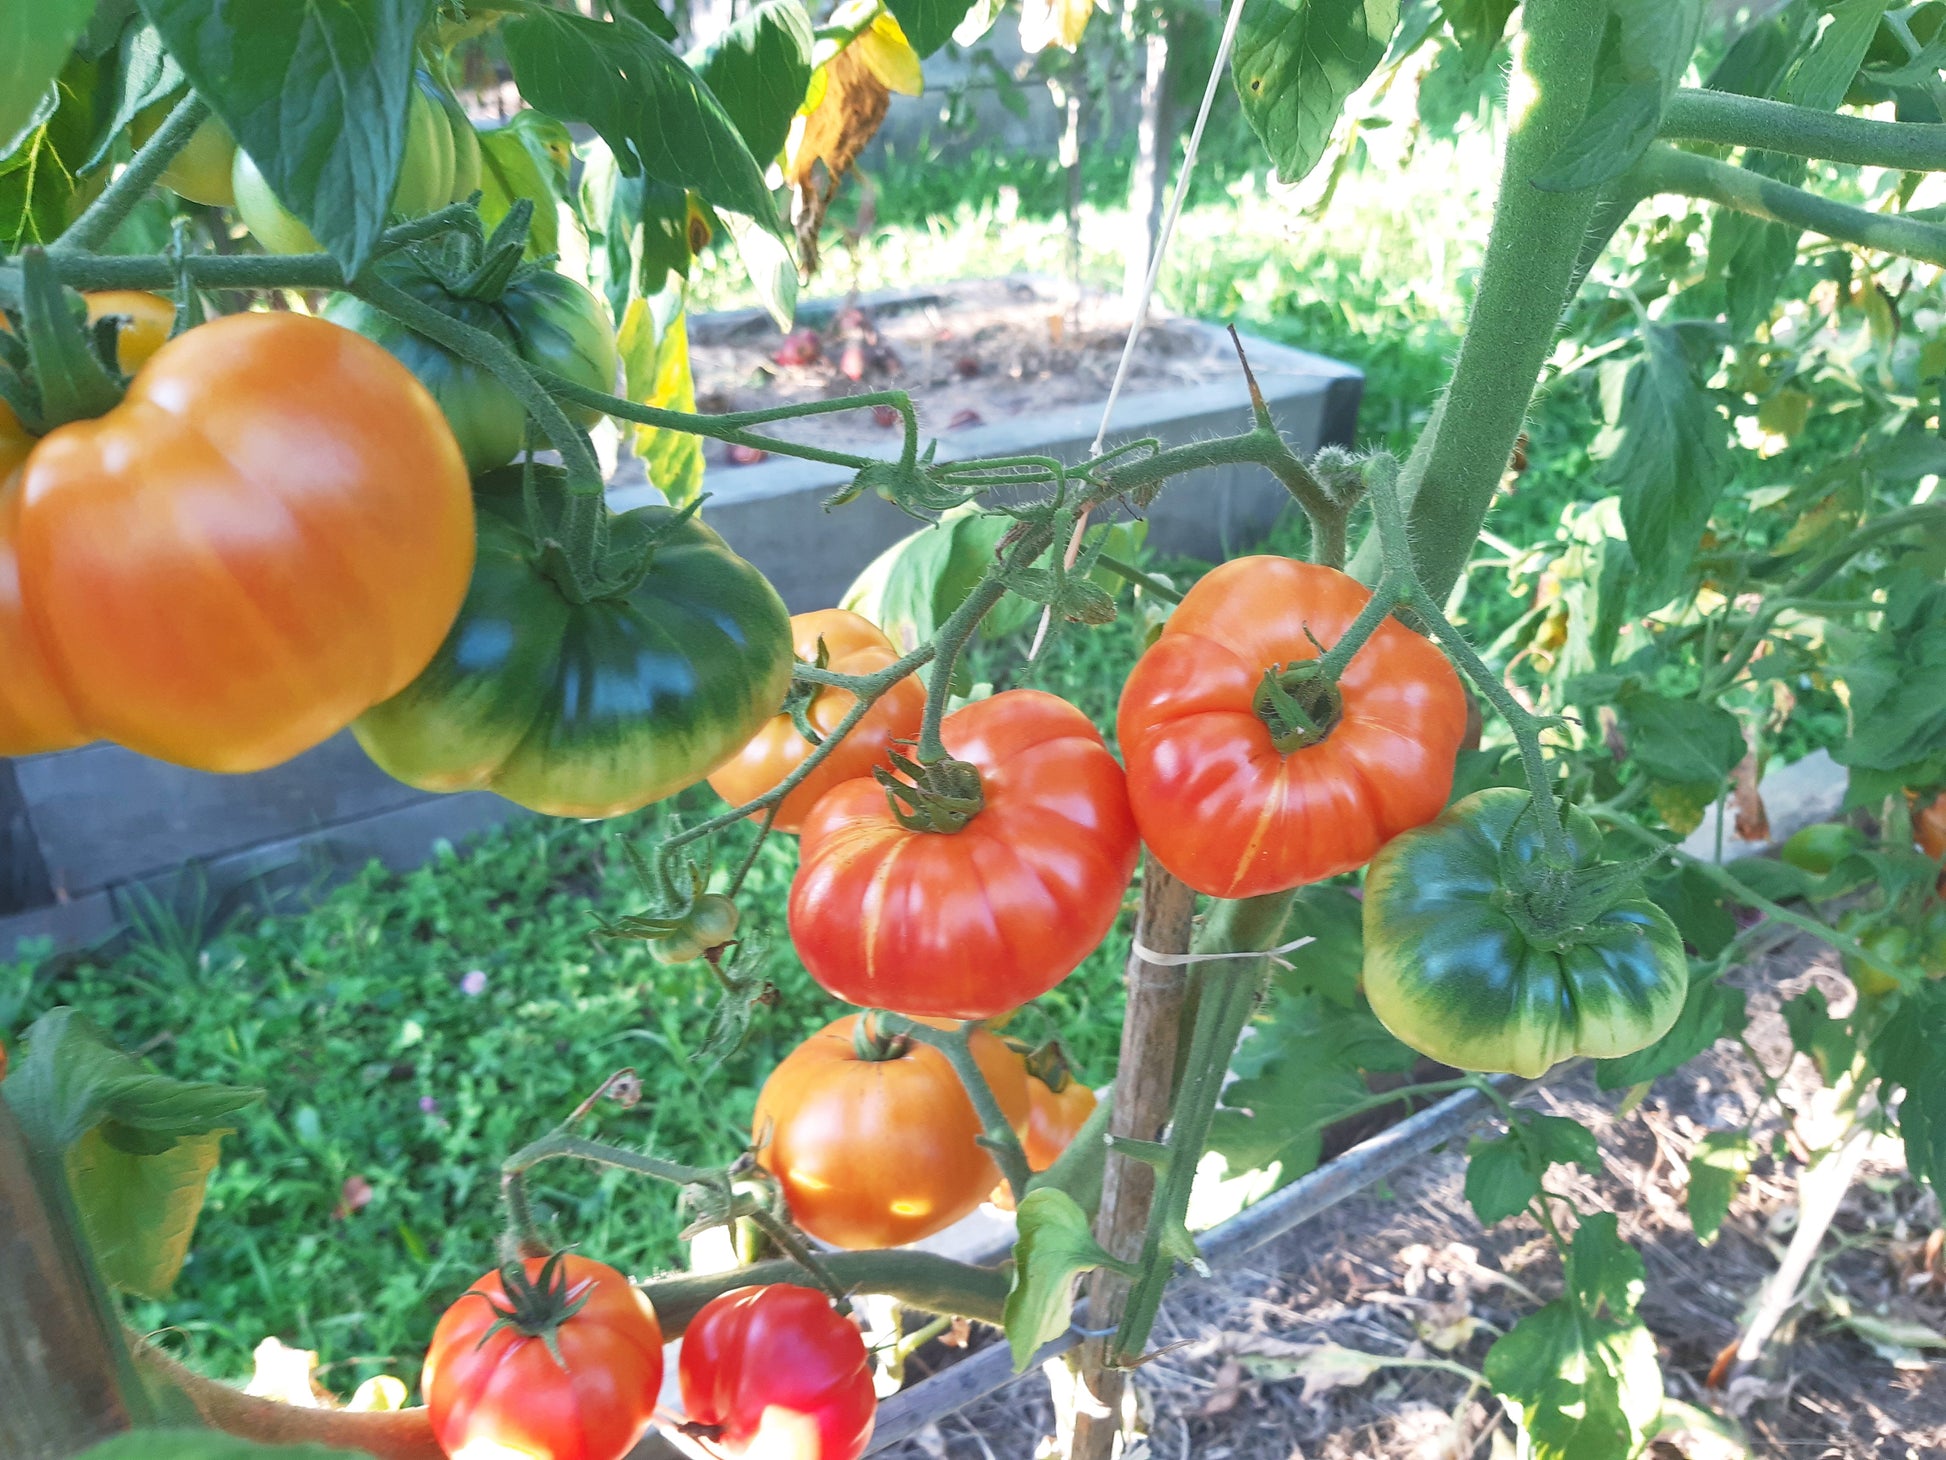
[882, 943, 1946, 1460]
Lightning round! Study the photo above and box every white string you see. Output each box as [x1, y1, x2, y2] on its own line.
[1132, 934, 1316, 972]
[1027, 0, 1257, 661]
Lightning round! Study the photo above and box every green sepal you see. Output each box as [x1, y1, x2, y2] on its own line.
[16, 246, 122, 430]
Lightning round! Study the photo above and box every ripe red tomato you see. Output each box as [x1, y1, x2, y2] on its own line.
[753, 1014, 1031, 1249]
[1, 312, 472, 771]
[679, 1284, 876, 1460]
[423, 1253, 664, 1460]
[1117, 556, 1466, 897]
[708, 608, 925, 833]
[789, 689, 1139, 1019]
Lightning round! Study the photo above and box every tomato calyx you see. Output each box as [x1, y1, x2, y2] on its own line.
[873, 747, 985, 832]
[467, 1251, 594, 1370]
[1253, 660, 1345, 753]
[1492, 849, 1660, 952]
[852, 1012, 914, 1062]
[1019, 1037, 1076, 1093]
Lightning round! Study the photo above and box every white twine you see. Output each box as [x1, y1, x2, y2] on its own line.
[1131, 933, 1316, 971]
[1026, 0, 1257, 661]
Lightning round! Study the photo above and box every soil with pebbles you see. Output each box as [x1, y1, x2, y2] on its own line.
[880, 941, 1946, 1460]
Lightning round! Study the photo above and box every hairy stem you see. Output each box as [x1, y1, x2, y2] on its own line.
[1660, 88, 1946, 171]
[1631, 142, 1946, 267]
[56, 91, 210, 256]
[1395, 0, 1612, 604]
[891, 1019, 1034, 1201]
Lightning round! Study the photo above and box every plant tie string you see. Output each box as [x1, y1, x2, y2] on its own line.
[1130, 934, 1316, 972]
[1027, 0, 1256, 660]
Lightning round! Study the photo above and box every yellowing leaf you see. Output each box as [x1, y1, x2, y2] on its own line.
[855, 14, 924, 94]
[245, 1337, 325, 1408]
[1019, 0, 1097, 53]
[618, 296, 705, 509]
[66, 1124, 228, 1300]
[348, 1375, 408, 1412]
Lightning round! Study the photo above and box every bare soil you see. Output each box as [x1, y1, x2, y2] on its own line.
[883, 943, 1946, 1460]
[686, 277, 1237, 461]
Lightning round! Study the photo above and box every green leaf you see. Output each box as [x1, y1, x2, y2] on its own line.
[1830, 569, 1946, 786]
[1532, 0, 1701, 193]
[1465, 1111, 1600, 1225]
[720, 202, 798, 331]
[691, 0, 814, 164]
[7, 1007, 261, 1154]
[1870, 981, 1946, 1189]
[1782, 987, 1855, 1087]
[1686, 1130, 1754, 1244]
[1643, 865, 1735, 958]
[1003, 1188, 1135, 1371]
[1465, 1133, 1542, 1225]
[1617, 689, 1744, 788]
[1780, 0, 1891, 111]
[81, 22, 183, 172]
[1211, 990, 1416, 1183]
[1, 0, 97, 157]
[1277, 884, 1365, 1005]
[137, 0, 424, 274]
[1438, 0, 1515, 65]
[1, 56, 107, 249]
[1595, 971, 1745, 1089]
[78, 1432, 370, 1460]
[1484, 1214, 1661, 1460]
[1593, 322, 1733, 610]
[67, 1124, 227, 1298]
[1233, 0, 1400, 185]
[501, 8, 782, 241]
[617, 294, 705, 509]
[609, 0, 679, 42]
[884, 0, 977, 58]
[477, 116, 568, 261]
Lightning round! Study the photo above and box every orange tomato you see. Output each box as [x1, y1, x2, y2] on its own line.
[707, 608, 925, 833]
[991, 1066, 1098, 1210]
[2, 312, 473, 771]
[0, 291, 174, 375]
[754, 1014, 1031, 1249]
[1920, 790, 1946, 894]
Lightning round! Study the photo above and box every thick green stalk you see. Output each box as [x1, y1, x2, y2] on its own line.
[642, 1249, 1010, 1332]
[1632, 143, 1946, 267]
[1393, 0, 1611, 604]
[1661, 88, 1946, 171]
[891, 1020, 1034, 1200]
[1111, 890, 1296, 1359]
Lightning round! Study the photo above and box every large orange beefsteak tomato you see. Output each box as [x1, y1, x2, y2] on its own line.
[708, 607, 925, 833]
[754, 1014, 1030, 1249]
[1117, 556, 1466, 897]
[789, 688, 1139, 1020]
[0, 312, 472, 771]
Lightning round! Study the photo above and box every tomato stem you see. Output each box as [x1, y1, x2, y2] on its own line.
[54, 90, 211, 258]
[886, 1018, 1035, 1203]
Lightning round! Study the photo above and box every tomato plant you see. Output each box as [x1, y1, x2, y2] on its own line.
[1, 312, 473, 771]
[423, 1252, 664, 1460]
[1117, 557, 1467, 898]
[679, 1284, 877, 1460]
[789, 688, 1139, 1020]
[708, 608, 927, 833]
[355, 467, 793, 817]
[753, 1014, 1030, 1249]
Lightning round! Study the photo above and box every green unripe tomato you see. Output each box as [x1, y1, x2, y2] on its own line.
[429, 79, 482, 203]
[1362, 788, 1689, 1079]
[1840, 913, 1913, 998]
[651, 929, 708, 965]
[688, 894, 741, 949]
[498, 269, 618, 428]
[1779, 822, 1863, 876]
[323, 260, 527, 475]
[233, 81, 456, 252]
[133, 105, 238, 206]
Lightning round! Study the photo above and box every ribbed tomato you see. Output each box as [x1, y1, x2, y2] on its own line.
[754, 1014, 1030, 1249]
[708, 608, 926, 832]
[1117, 556, 1467, 897]
[423, 1253, 663, 1460]
[679, 1284, 876, 1460]
[0, 312, 472, 771]
[789, 689, 1139, 1020]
